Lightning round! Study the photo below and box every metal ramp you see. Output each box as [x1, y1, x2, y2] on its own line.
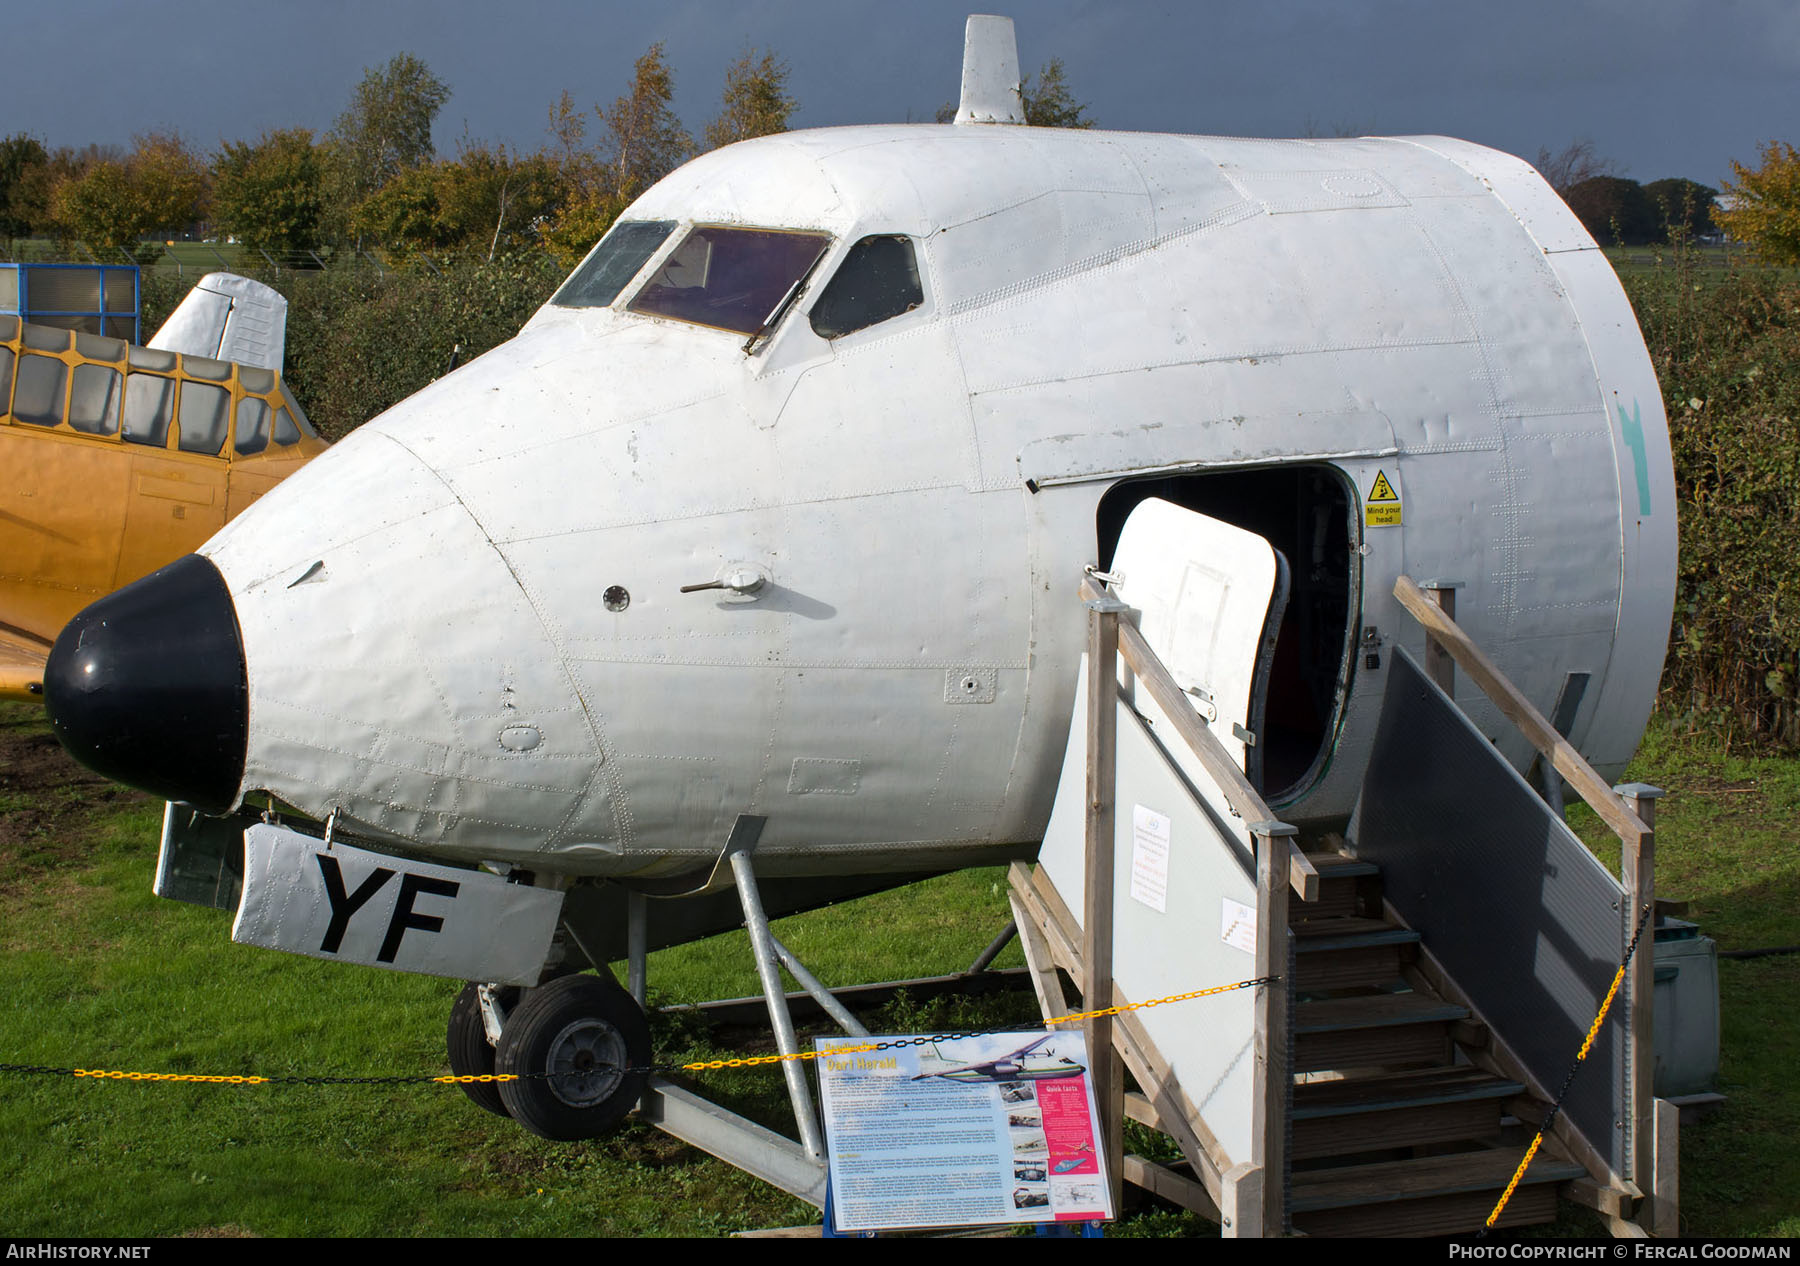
[1011, 570, 1679, 1237]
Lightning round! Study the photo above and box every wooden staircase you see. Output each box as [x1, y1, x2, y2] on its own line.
[1282, 849, 1583, 1237]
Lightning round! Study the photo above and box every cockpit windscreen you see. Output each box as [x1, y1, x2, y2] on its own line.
[552, 220, 678, 309]
[627, 227, 830, 335]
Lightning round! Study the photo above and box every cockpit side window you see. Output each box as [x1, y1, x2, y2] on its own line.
[275, 380, 317, 441]
[627, 226, 830, 336]
[13, 352, 67, 427]
[809, 236, 924, 339]
[552, 220, 678, 309]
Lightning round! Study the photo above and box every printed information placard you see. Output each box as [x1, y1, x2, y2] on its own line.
[815, 1030, 1114, 1232]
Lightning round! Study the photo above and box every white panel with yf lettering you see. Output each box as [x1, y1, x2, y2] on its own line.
[232, 825, 563, 985]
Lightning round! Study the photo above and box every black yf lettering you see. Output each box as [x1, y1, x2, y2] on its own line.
[377, 872, 461, 963]
[316, 854, 395, 954]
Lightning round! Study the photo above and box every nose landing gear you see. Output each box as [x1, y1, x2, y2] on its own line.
[446, 973, 650, 1140]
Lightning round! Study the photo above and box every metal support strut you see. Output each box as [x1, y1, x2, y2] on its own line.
[725, 815, 828, 1161]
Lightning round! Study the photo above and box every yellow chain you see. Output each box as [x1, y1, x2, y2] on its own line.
[677, 976, 1269, 1070]
[74, 1069, 271, 1084]
[42, 977, 1272, 1082]
[1484, 947, 1635, 1229]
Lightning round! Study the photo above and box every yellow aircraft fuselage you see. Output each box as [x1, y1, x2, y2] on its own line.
[0, 315, 327, 699]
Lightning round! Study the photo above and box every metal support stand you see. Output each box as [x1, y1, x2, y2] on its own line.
[967, 920, 1018, 974]
[769, 933, 870, 1038]
[627, 889, 648, 1006]
[725, 815, 828, 1162]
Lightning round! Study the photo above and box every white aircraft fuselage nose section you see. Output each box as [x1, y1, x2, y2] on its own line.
[198, 125, 1675, 879]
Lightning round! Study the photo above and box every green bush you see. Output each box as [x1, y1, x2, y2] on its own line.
[1627, 255, 1800, 744]
[143, 253, 564, 440]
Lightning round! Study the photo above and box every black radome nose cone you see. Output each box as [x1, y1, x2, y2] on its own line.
[44, 554, 248, 813]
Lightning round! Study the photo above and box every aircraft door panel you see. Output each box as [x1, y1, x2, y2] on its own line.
[0, 426, 133, 641]
[114, 453, 228, 590]
[1110, 498, 1290, 789]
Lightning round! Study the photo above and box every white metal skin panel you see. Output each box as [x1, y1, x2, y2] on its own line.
[233, 826, 563, 985]
[147, 272, 287, 371]
[1037, 658, 1260, 1166]
[1111, 499, 1280, 776]
[193, 124, 1674, 877]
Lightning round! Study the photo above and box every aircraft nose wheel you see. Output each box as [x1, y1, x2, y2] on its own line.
[446, 981, 519, 1118]
[495, 973, 651, 1141]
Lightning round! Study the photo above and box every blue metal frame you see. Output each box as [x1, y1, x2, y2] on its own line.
[0, 263, 140, 342]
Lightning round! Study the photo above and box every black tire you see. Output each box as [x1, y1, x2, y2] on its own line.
[495, 973, 650, 1141]
[447, 982, 518, 1118]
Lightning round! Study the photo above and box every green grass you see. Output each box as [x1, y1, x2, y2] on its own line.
[4, 698, 1798, 1236]
[0, 704, 1038, 1237]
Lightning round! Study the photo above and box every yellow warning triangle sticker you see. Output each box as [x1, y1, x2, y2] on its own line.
[1369, 470, 1399, 502]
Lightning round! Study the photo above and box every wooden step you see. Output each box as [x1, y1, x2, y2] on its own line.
[1290, 852, 1378, 922]
[1291, 1067, 1526, 1160]
[1292, 993, 1466, 1073]
[1290, 1148, 1585, 1237]
[1292, 917, 1418, 991]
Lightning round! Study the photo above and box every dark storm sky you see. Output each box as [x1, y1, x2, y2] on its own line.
[4, 0, 1791, 188]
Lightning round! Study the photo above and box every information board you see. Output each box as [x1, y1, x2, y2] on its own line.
[816, 1030, 1114, 1232]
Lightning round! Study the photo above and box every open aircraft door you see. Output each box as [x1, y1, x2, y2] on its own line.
[1108, 497, 1290, 790]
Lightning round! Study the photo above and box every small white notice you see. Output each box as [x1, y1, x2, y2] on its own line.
[1221, 897, 1257, 955]
[1129, 805, 1171, 913]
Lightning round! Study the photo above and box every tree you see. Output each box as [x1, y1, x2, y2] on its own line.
[48, 132, 206, 261]
[704, 48, 797, 150]
[536, 45, 693, 267]
[1642, 177, 1718, 241]
[433, 143, 565, 261]
[1716, 141, 1800, 265]
[1562, 176, 1657, 246]
[601, 43, 692, 200]
[0, 134, 48, 252]
[324, 53, 451, 241]
[1021, 58, 1093, 129]
[212, 129, 325, 256]
[351, 142, 566, 264]
[1533, 138, 1619, 195]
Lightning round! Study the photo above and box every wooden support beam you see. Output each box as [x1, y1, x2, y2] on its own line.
[1084, 595, 1125, 1219]
[1011, 861, 1231, 1208]
[1565, 1177, 1633, 1219]
[1392, 575, 1650, 848]
[1220, 1162, 1264, 1238]
[1252, 823, 1294, 1235]
[1123, 1154, 1222, 1223]
[1421, 580, 1461, 697]
[1651, 1097, 1680, 1238]
[1618, 784, 1662, 1207]
[1007, 890, 1072, 1021]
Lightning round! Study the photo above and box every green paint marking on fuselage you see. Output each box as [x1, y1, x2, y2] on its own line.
[1618, 400, 1652, 515]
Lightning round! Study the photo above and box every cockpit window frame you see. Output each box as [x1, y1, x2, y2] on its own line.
[550, 219, 680, 312]
[624, 224, 833, 339]
[807, 234, 929, 342]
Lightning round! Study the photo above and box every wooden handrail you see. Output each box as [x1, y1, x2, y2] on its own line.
[1080, 575, 1320, 902]
[1392, 575, 1650, 847]
[1394, 573, 1664, 1213]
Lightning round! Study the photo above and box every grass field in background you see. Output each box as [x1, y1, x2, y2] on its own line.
[2, 697, 1796, 1237]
